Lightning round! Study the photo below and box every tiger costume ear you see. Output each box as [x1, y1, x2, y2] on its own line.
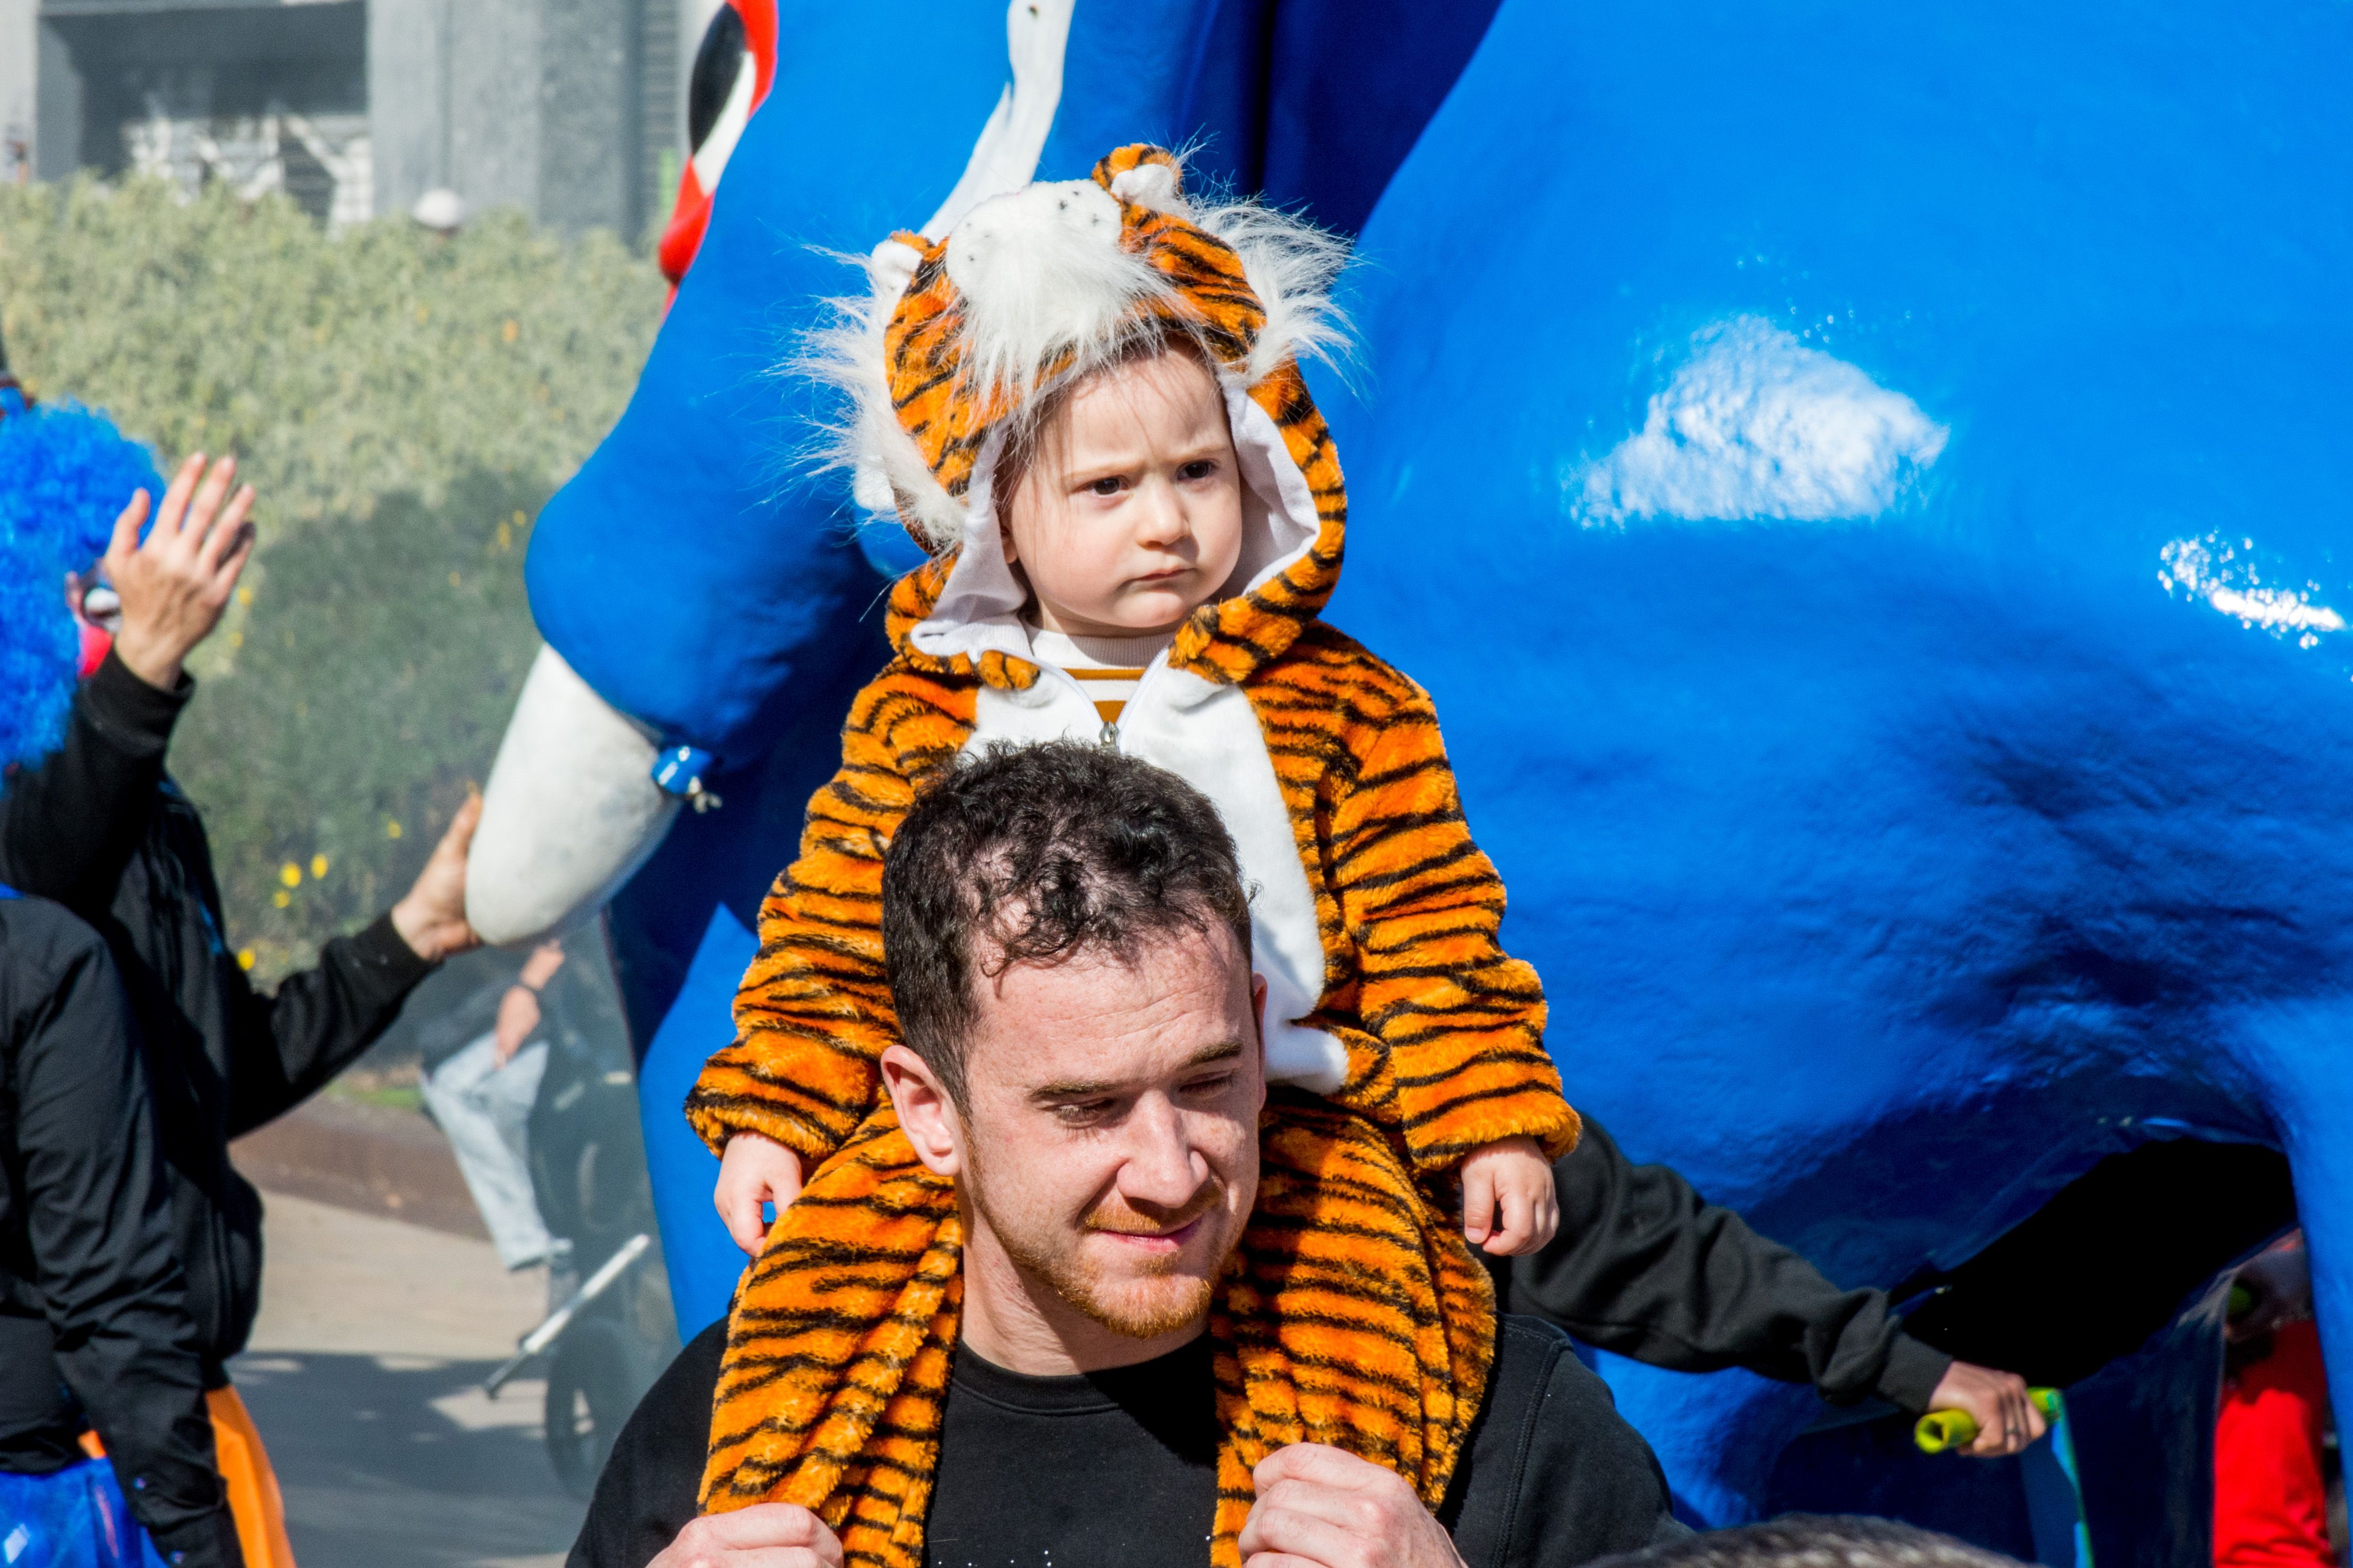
[1094, 144, 1188, 214]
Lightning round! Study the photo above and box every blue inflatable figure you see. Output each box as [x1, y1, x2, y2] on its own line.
[461, 5, 2352, 1561]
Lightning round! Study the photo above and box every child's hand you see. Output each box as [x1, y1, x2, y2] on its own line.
[1459, 1137, 1558, 1256]
[716, 1132, 804, 1256]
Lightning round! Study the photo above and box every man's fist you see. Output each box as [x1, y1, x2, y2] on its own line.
[390, 793, 483, 963]
[105, 453, 257, 691]
[716, 1132, 805, 1256]
[650, 1504, 843, 1568]
[1239, 1443, 1465, 1568]
[1459, 1137, 1558, 1256]
[1926, 1360, 2046, 1458]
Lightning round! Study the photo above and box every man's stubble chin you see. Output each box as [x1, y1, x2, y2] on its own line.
[968, 1157, 1238, 1341]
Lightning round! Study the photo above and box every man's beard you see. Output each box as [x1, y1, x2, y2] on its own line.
[969, 1152, 1236, 1340]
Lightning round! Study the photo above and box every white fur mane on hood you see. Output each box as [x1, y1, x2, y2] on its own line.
[798, 162, 1352, 552]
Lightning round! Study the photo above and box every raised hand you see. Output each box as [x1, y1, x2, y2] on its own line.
[391, 793, 484, 963]
[105, 453, 257, 691]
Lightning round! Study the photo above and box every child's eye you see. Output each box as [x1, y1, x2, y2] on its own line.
[1178, 460, 1219, 482]
[1088, 475, 1126, 497]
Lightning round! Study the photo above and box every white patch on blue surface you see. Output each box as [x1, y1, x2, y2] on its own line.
[2159, 534, 2344, 646]
[1574, 316, 1947, 524]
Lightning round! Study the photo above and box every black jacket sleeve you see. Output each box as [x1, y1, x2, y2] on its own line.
[1444, 1317, 1688, 1568]
[0, 653, 188, 915]
[5, 902, 244, 1567]
[221, 912, 437, 1137]
[1505, 1118, 1950, 1412]
[569, 1318, 727, 1568]
[0, 651, 436, 1137]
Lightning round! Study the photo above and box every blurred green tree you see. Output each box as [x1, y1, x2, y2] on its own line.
[0, 176, 664, 978]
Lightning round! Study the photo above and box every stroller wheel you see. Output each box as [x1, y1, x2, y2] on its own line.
[544, 1317, 652, 1499]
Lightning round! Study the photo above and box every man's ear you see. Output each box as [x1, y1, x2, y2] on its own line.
[882, 1044, 963, 1179]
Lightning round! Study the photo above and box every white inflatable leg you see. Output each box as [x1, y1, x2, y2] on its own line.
[465, 644, 681, 945]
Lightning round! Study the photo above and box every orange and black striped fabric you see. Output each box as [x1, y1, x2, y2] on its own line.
[701, 1093, 1495, 1568]
[687, 144, 1579, 1568]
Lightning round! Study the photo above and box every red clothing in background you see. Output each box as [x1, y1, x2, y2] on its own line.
[2215, 1319, 2338, 1568]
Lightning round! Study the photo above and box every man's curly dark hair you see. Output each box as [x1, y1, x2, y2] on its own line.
[880, 740, 1254, 1107]
[1585, 1517, 2028, 1568]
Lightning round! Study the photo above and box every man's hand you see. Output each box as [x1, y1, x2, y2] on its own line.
[1458, 1137, 1558, 1256]
[390, 794, 483, 963]
[649, 1504, 843, 1568]
[1239, 1443, 1464, 1568]
[717, 1132, 805, 1256]
[106, 453, 257, 691]
[1926, 1360, 2046, 1458]
[493, 941, 566, 1065]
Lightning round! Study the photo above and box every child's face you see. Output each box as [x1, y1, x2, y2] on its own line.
[1000, 346, 1244, 640]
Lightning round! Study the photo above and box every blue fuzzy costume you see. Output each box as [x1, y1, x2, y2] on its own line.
[0, 389, 164, 773]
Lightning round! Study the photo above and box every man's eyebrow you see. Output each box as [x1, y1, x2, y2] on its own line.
[1029, 1040, 1245, 1101]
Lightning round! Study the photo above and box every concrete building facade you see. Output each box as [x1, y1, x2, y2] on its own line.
[20, 0, 705, 236]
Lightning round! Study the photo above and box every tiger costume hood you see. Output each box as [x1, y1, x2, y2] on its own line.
[814, 144, 1353, 678]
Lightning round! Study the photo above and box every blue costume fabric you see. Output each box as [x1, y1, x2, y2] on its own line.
[516, 2, 2352, 1556]
[0, 399, 162, 773]
[0, 1460, 169, 1568]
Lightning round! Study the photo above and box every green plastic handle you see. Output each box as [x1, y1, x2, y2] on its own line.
[1913, 1387, 2061, 1453]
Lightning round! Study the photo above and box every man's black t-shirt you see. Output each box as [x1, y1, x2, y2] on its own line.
[570, 1314, 1684, 1568]
[926, 1336, 1218, 1568]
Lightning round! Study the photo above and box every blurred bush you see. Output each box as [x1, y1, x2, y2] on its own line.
[0, 177, 663, 978]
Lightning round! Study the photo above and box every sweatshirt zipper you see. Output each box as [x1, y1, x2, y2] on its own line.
[1065, 655, 1168, 752]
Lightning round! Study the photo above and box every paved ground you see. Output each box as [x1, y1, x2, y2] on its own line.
[231, 1191, 589, 1568]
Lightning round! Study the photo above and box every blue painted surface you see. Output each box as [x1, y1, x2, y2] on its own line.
[637, 904, 760, 1336]
[524, 0, 2353, 1553]
[2020, 1394, 2093, 1568]
[1320, 0, 2353, 1527]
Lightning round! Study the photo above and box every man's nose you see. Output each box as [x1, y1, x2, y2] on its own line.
[1117, 1094, 1209, 1210]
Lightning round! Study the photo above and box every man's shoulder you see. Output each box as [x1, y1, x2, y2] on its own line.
[1446, 1315, 1687, 1568]
[569, 1317, 730, 1568]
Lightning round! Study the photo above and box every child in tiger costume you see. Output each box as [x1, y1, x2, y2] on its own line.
[686, 144, 1581, 1568]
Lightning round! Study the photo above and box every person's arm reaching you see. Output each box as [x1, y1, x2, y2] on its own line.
[1506, 1116, 1977, 1413]
[221, 794, 480, 1136]
[10, 904, 244, 1567]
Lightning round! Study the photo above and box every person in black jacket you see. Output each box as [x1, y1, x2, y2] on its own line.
[0, 890, 243, 1567]
[1503, 1119, 2044, 1457]
[0, 444, 484, 1556]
